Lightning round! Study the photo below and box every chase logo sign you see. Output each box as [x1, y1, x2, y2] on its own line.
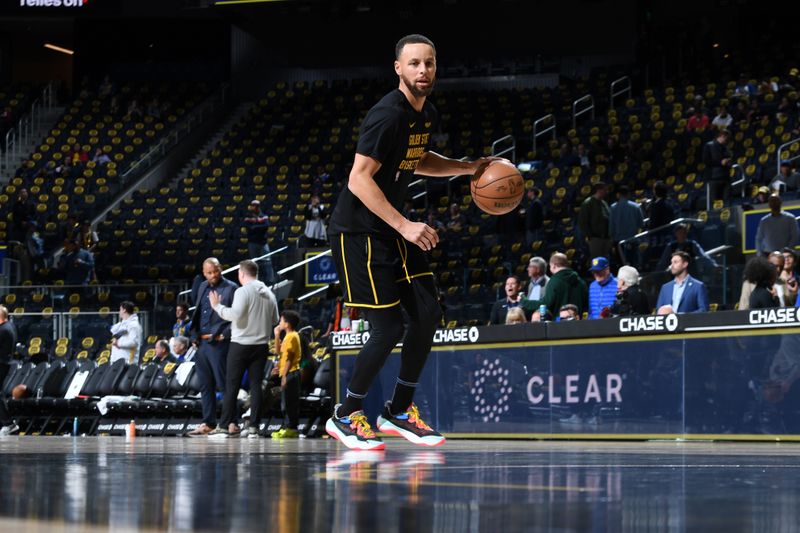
[748, 307, 800, 325]
[433, 327, 479, 344]
[619, 314, 679, 333]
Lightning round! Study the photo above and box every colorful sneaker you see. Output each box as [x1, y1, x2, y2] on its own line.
[271, 428, 300, 439]
[377, 402, 445, 447]
[325, 405, 385, 451]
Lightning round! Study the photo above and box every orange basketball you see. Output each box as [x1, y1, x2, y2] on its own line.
[470, 161, 525, 215]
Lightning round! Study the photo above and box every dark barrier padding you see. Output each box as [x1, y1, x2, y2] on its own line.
[332, 310, 800, 439]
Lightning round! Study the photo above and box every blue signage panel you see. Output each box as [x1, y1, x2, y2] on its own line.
[305, 252, 338, 287]
[336, 326, 800, 439]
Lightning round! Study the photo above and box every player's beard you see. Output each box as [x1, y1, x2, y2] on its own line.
[401, 72, 435, 98]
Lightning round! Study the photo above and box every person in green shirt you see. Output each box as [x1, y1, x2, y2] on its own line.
[521, 252, 588, 321]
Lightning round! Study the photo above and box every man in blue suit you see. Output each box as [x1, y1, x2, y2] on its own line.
[656, 251, 709, 314]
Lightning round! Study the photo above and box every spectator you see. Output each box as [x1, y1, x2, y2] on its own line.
[186, 257, 237, 437]
[646, 180, 676, 230]
[522, 252, 588, 320]
[243, 200, 276, 284]
[755, 194, 799, 256]
[303, 194, 328, 247]
[597, 137, 625, 165]
[686, 108, 710, 131]
[745, 256, 781, 309]
[92, 148, 111, 165]
[769, 161, 800, 193]
[110, 301, 142, 364]
[78, 220, 98, 253]
[525, 256, 549, 301]
[11, 188, 35, 242]
[655, 252, 709, 314]
[272, 310, 303, 439]
[153, 339, 177, 365]
[576, 143, 592, 168]
[702, 129, 733, 203]
[425, 209, 446, 233]
[58, 239, 95, 285]
[732, 100, 749, 123]
[490, 276, 522, 325]
[768, 251, 794, 306]
[402, 200, 419, 222]
[711, 106, 733, 130]
[609, 185, 645, 267]
[781, 248, 800, 288]
[755, 185, 771, 205]
[656, 224, 718, 271]
[578, 182, 611, 262]
[126, 99, 143, 120]
[558, 304, 580, 321]
[24, 222, 45, 279]
[69, 143, 89, 165]
[609, 266, 651, 316]
[0, 306, 19, 436]
[145, 97, 162, 120]
[209, 259, 279, 439]
[170, 335, 196, 363]
[173, 302, 191, 338]
[523, 188, 544, 246]
[588, 257, 617, 319]
[98, 75, 114, 98]
[504, 307, 526, 325]
[446, 203, 466, 235]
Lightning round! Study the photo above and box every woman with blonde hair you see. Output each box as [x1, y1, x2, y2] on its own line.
[505, 307, 526, 325]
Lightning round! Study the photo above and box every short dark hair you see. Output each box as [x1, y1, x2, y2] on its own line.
[176, 301, 189, 312]
[592, 181, 607, 194]
[239, 259, 258, 278]
[120, 301, 135, 314]
[617, 185, 630, 196]
[653, 180, 668, 198]
[671, 251, 691, 265]
[559, 303, 579, 315]
[281, 310, 300, 330]
[395, 34, 436, 60]
[718, 128, 731, 139]
[156, 339, 170, 351]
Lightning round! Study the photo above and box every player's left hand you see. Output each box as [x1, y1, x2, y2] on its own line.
[472, 156, 512, 177]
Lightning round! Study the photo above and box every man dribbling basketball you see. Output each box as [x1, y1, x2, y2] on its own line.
[326, 34, 505, 450]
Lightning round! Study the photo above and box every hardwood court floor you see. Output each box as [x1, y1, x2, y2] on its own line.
[0, 436, 798, 532]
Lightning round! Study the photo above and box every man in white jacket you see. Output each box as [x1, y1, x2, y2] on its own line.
[110, 301, 142, 364]
[208, 259, 279, 437]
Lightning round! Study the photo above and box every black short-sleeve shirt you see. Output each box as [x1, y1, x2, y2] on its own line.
[329, 89, 438, 236]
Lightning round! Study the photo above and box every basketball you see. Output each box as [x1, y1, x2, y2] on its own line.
[12, 384, 28, 400]
[470, 161, 525, 215]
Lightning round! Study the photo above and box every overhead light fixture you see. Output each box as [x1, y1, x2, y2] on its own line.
[44, 43, 74, 55]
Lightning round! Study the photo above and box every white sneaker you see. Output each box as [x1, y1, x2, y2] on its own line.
[0, 423, 20, 436]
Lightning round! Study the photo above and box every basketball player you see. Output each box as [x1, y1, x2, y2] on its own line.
[326, 34, 506, 450]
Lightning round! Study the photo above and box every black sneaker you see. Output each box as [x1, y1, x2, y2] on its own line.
[325, 404, 385, 451]
[377, 402, 445, 447]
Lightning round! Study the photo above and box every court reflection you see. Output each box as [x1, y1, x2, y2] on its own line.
[0, 440, 799, 532]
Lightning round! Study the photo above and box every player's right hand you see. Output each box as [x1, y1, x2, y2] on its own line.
[400, 220, 439, 251]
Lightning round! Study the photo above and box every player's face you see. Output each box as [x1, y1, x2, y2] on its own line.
[395, 43, 436, 98]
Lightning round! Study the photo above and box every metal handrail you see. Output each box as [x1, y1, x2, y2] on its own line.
[705, 163, 747, 212]
[176, 245, 289, 297]
[609, 76, 631, 110]
[2, 81, 56, 177]
[777, 136, 800, 176]
[532, 114, 555, 157]
[491, 134, 516, 163]
[572, 94, 595, 129]
[617, 217, 704, 265]
[277, 249, 331, 276]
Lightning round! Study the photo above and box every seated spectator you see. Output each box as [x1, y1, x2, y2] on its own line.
[525, 257, 549, 301]
[609, 266, 651, 316]
[173, 302, 191, 338]
[732, 100, 749, 123]
[686, 108, 710, 131]
[98, 75, 115, 98]
[69, 143, 89, 165]
[755, 186, 771, 205]
[78, 220, 98, 253]
[425, 209, 445, 233]
[655, 251, 709, 314]
[490, 276, 522, 325]
[126, 99, 143, 120]
[576, 144, 592, 168]
[153, 339, 177, 365]
[504, 307, 526, 325]
[522, 252, 588, 320]
[711, 106, 733, 129]
[58, 239, 95, 285]
[170, 335, 196, 363]
[769, 161, 800, 193]
[110, 301, 142, 364]
[656, 224, 719, 271]
[558, 304, 580, 321]
[588, 257, 617, 319]
[446, 203, 466, 234]
[745, 256, 781, 309]
[92, 148, 111, 165]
